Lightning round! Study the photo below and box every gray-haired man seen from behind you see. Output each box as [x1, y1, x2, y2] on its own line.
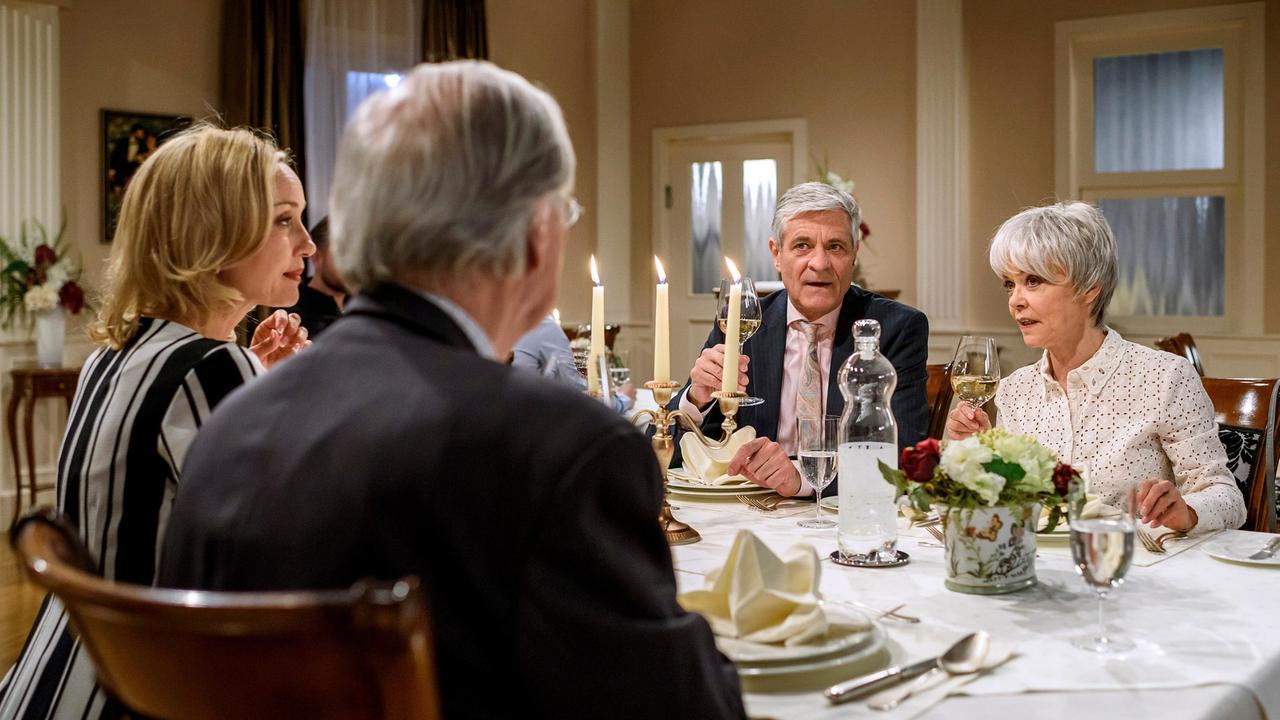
[159, 61, 746, 719]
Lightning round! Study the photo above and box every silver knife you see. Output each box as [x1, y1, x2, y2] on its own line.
[824, 657, 938, 704]
[1248, 536, 1280, 560]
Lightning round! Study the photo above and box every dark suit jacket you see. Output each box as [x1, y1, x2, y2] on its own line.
[159, 283, 745, 720]
[672, 286, 929, 492]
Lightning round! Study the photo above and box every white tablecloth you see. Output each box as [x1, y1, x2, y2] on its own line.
[668, 497, 1280, 720]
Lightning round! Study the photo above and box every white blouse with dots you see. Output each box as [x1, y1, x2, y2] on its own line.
[995, 328, 1246, 531]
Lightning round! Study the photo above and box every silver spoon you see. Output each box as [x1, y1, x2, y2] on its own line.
[825, 631, 989, 704]
[868, 631, 991, 711]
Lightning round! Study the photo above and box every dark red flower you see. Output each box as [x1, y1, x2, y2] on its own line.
[1052, 463, 1077, 497]
[34, 244, 57, 267]
[58, 281, 84, 314]
[900, 438, 941, 482]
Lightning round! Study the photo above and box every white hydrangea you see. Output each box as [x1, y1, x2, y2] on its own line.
[990, 432, 1055, 493]
[24, 284, 59, 313]
[941, 436, 1006, 506]
[45, 263, 69, 288]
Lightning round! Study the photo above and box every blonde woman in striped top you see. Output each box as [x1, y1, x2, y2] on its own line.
[0, 124, 313, 720]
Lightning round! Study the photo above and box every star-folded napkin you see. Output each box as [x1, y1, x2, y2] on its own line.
[678, 530, 826, 646]
[679, 426, 756, 485]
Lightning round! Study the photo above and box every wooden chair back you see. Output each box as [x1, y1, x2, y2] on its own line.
[10, 510, 441, 720]
[925, 363, 954, 440]
[1201, 378, 1279, 533]
[1156, 333, 1205, 376]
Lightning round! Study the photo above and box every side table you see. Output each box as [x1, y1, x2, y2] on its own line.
[7, 367, 79, 515]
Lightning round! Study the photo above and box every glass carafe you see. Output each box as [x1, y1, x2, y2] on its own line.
[836, 319, 900, 563]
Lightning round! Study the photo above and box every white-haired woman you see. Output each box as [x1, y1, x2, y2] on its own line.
[0, 124, 312, 720]
[948, 201, 1245, 532]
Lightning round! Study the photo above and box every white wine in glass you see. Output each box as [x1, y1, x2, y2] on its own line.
[717, 276, 764, 407]
[950, 336, 1000, 408]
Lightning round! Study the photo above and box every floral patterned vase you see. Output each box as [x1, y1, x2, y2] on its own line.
[35, 307, 65, 368]
[942, 504, 1039, 595]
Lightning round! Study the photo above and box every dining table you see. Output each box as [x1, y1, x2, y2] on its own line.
[668, 494, 1280, 719]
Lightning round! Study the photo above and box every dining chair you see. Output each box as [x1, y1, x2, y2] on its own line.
[10, 509, 441, 720]
[925, 363, 954, 440]
[1201, 378, 1279, 533]
[1156, 333, 1205, 377]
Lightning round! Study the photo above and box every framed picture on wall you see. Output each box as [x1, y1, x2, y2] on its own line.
[101, 110, 191, 242]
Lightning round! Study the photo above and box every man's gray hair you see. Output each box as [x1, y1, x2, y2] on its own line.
[770, 181, 861, 250]
[330, 60, 575, 288]
[988, 201, 1118, 326]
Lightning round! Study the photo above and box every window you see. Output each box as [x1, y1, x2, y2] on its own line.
[1056, 4, 1264, 333]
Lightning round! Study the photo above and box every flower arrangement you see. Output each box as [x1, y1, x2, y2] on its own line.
[880, 430, 1083, 531]
[812, 152, 873, 288]
[0, 218, 87, 328]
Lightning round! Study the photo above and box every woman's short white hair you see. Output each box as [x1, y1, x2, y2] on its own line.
[988, 201, 1118, 326]
[771, 182, 861, 250]
[330, 60, 575, 288]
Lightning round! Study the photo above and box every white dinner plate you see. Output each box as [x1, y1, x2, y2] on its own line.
[731, 622, 887, 678]
[1201, 535, 1280, 567]
[667, 473, 756, 492]
[717, 614, 875, 665]
[668, 485, 774, 498]
[819, 496, 838, 512]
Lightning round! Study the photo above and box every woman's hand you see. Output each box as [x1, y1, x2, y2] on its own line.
[250, 310, 309, 369]
[1137, 479, 1198, 531]
[945, 404, 991, 440]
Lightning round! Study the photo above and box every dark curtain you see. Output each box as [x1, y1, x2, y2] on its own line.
[422, 0, 488, 62]
[220, 0, 307, 202]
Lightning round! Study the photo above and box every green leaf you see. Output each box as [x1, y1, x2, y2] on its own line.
[982, 458, 1026, 483]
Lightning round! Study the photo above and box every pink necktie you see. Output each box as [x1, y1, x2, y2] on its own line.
[796, 321, 823, 420]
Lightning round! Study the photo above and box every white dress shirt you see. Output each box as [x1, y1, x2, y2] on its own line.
[995, 328, 1246, 531]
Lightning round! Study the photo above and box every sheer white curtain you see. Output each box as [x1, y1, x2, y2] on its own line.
[1101, 195, 1224, 317]
[304, 0, 421, 224]
[690, 161, 723, 295]
[742, 159, 778, 282]
[1094, 48, 1223, 173]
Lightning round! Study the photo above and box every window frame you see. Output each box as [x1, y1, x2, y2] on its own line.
[1055, 3, 1265, 335]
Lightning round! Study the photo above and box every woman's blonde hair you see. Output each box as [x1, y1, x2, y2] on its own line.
[91, 123, 286, 348]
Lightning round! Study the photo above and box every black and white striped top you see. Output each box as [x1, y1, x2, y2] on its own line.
[0, 317, 263, 720]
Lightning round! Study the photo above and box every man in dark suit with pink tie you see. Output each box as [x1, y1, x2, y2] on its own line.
[672, 182, 930, 499]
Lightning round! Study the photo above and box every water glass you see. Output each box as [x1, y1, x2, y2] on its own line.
[1069, 482, 1136, 653]
[796, 416, 839, 529]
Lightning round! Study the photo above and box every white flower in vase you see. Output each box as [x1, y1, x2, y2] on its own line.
[24, 284, 60, 313]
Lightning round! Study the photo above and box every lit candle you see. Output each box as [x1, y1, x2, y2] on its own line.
[589, 255, 604, 394]
[721, 258, 742, 394]
[653, 256, 670, 383]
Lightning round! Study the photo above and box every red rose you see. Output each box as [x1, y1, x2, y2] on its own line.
[900, 438, 941, 482]
[58, 281, 85, 314]
[34, 244, 57, 267]
[1052, 463, 1077, 497]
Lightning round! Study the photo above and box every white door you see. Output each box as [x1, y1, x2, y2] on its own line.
[661, 134, 797, 378]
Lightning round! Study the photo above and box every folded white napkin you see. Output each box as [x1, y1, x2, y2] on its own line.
[679, 426, 756, 485]
[678, 529, 826, 646]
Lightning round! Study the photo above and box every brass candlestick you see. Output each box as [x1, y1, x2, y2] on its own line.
[632, 383, 747, 546]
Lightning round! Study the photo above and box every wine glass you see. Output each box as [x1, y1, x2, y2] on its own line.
[1069, 482, 1136, 653]
[796, 415, 839, 529]
[608, 349, 631, 386]
[717, 276, 763, 407]
[949, 336, 1000, 408]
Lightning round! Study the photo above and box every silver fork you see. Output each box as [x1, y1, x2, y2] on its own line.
[1136, 528, 1164, 554]
[924, 524, 945, 543]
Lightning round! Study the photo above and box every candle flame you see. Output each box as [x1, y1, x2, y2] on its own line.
[654, 256, 667, 284]
[552, 307, 561, 324]
[725, 257, 741, 283]
[590, 255, 601, 285]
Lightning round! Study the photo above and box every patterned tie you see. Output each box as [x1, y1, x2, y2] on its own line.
[796, 321, 823, 421]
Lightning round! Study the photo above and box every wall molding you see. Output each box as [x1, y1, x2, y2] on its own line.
[915, 0, 968, 331]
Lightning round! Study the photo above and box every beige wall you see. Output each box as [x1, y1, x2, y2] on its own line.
[59, 0, 223, 306]
[966, 0, 1280, 336]
[628, 0, 918, 322]
[488, 0, 597, 325]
